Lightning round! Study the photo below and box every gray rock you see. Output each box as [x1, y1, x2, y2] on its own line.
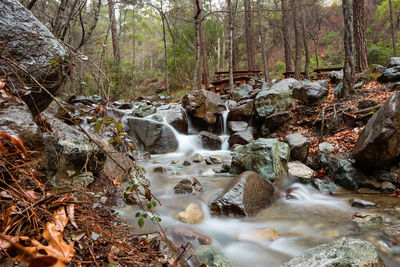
[127, 117, 178, 154]
[353, 91, 400, 170]
[210, 171, 275, 217]
[354, 82, 364, 90]
[192, 153, 204, 163]
[318, 142, 334, 155]
[200, 131, 222, 150]
[230, 138, 289, 182]
[328, 70, 343, 84]
[174, 177, 203, 195]
[281, 237, 384, 267]
[381, 181, 397, 193]
[73, 172, 95, 187]
[161, 108, 188, 133]
[292, 81, 329, 106]
[284, 133, 310, 162]
[69, 95, 103, 105]
[0, 0, 68, 114]
[228, 121, 248, 132]
[313, 178, 343, 194]
[228, 131, 254, 147]
[377, 65, 400, 83]
[288, 161, 315, 184]
[387, 57, 400, 68]
[182, 90, 226, 125]
[333, 82, 343, 96]
[205, 156, 223, 164]
[132, 102, 156, 117]
[232, 84, 253, 101]
[196, 245, 231, 267]
[262, 111, 292, 131]
[353, 213, 382, 227]
[349, 198, 377, 208]
[318, 80, 329, 89]
[228, 99, 254, 121]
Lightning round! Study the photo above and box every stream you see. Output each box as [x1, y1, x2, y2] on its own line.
[118, 106, 400, 267]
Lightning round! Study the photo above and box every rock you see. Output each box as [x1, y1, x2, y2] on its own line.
[237, 228, 279, 242]
[192, 153, 204, 163]
[319, 154, 362, 190]
[173, 226, 212, 246]
[353, 213, 382, 227]
[205, 156, 223, 164]
[228, 121, 248, 132]
[353, 91, 400, 170]
[354, 82, 364, 90]
[376, 169, 398, 183]
[0, 96, 43, 151]
[382, 181, 397, 193]
[318, 80, 329, 89]
[357, 188, 381, 194]
[387, 57, 400, 68]
[377, 65, 400, 83]
[200, 131, 222, 150]
[288, 161, 315, 184]
[328, 70, 343, 84]
[127, 117, 178, 154]
[230, 138, 289, 181]
[153, 166, 168, 173]
[148, 114, 163, 122]
[132, 102, 156, 117]
[232, 84, 253, 101]
[262, 111, 292, 131]
[0, 0, 68, 114]
[173, 177, 203, 195]
[69, 95, 103, 105]
[183, 160, 191, 166]
[210, 171, 275, 217]
[182, 90, 226, 125]
[318, 142, 334, 155]
[358, 99, 378, 109]
[313, 178, 343, 194]
[228, 99, 254, 121]
[349, 198, 377, 208]
[195, 246, 231, 267]
[332, 82, 343, 96]
[281, 237, 384, 267]
[161, 108, 188, 133]
[228, 131, 254, 147]
[178, 203, 203, 224]
[284, 133, 310, 162]
[73, 172, 95, 187]
[360, 179, 382, 190]
[292, 81, 329, 106]
[254, 78, 296, 118]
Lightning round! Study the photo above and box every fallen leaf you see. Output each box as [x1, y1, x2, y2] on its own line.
[53, 207, 68, 232]
[0, 131, 27, 157]
[0, 190, 13, 199]
[29, 256, 66, 267]
[113, 176, 121, 186]
[26, 190, 38, 200]
[66, 204, 77, 229]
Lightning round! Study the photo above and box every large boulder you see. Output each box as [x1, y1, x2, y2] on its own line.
[182, 90, 226, 125]
[127, 117, 178, 154]
[262, 111, 292, 132]
[200, 131, 222, 150]
[195, 246, 231, 267]
[232, 84, 253, 101]
[210, 171, 275, 217]
[377, 66, 400, 83]
[387, 57, 400, 68]
[291, 81, 328, 106]
[228, 131, 254, 147]
[228, 121, 248, 132]
[160, 108, 188, 134]
[353, 91, 400, 170]
[254, 78, 296, 118]
[228, 99, 254, 121]
[282, 237, 384, 267]
[328, 70, 343, 84]
[284, 133, 310, 162]
[230, 138, 289, 181]
[0, 0, 68, 115]
[132, 102, 156, 117]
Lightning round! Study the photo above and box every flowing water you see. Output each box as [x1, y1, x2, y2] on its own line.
[119, 109, 400, 266]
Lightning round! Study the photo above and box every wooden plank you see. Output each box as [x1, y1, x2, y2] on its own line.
[210, 76, 252, 86]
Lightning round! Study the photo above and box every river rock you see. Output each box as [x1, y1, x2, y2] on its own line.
[313, 178, 343, 194]
[232, 84, 253, 101]
[210, 171, 275, 217]
[200, 131, 222, 150]
[0, 96, 43, 151]
[291, 81, 328, 106]
[237, 228, 279, 242]
[132, 102, 156, 117]
[349, 198, 377, 208]
[69, 95, 103, 105]
[228, 131, 254, 147]
[230, 138, 289, 181]
[161, 108, 188, 133]
[281, 237, 385, 267]
[127, 117, 178, 154]
[318, 142, 334, 155]
[382, 181, 397, 193]
[288, 161, 315, 184]
[284, 133, 310, 162]
[182, 90, 226, 125]
[192, 153, 204, 163]
[228, 99, 254, 121]
[353, 91, 400, 170]
[196, 246, 231, 267]
[353, 213, 382, 227]
[178, 203, 203, 224]
[173, 226, 212, 246]
[205, 156, 223, 164]
[1, 0, 68, 114]
[254, 78, 296, 118]
[174, 177, 203, 195]
[228, 121, 248, 132]
[262, 111, 292, 131]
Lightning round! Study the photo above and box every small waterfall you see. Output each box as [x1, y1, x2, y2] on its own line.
[182, 108, 195, 134]
[220, 107, 230, 150]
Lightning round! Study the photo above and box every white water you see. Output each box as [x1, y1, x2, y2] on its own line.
[219, 107, 230, 150]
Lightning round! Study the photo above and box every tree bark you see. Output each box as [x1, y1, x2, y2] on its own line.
[199, 0, 208, 86]
[281, 0, 292, 72]
[342, 0, 355, 98]
[227, 0, 238, 91]
[193, 0, 202, 90]
[132, 9, 136, 88]
[107, 0, 120, 65]
[291, 0, 301, 79]
[244, 0, 255, 70]
[389, 0, 397, 56]
[257, 0, 268, 81]
[301, 6, 310, 79]
[353, 0, 368, 72]
[160, 1, 170, 94]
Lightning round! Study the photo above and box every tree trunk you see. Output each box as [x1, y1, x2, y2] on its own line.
[132, 9, 136, 88]
[291, 0, 301, 79]
[160, 1, 170, 94]
[107, 0, 120, 65]
[227, 0, 238, 91]
[193, 0, 202, 90]
[313, 37, 319, 68]
[389, 0, 397, 56]
[353, 0, 368, 72]
[281, 0, 292, 72]
[301, 7, 310, 79]
[257, 0, 268, 81]
[199, 0, 209, 86]
[244, 0, 255, 70]
[342, 0, 355, 98]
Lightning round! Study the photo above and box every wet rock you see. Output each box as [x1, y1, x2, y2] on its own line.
[360, 179, 382, 190]
[127, 117, 178, 154]
[69, 95, 103, 105]
[113, 101, 133, 109]
[237, 228, 279, 242]
[382, 181, 397, 193]
[183, 160, 191, 166]
[153, 166, 169, 173]
[228, 99, 254, 121]
[200, 131, 222, 150]
[161, 108, 188, 133]
[357, 188, 381, 194]
[313, 178, 343, 194]
[318, 142, 334, 155]
[178, 203, 203, 224]
[376, 169, 399, 183]
[319, 154, 362, 190]
[378, 65, 400, 83]
[349, 198, 377, 208]
[254, 78, 296, 118]
[292, 81, 329, 106]
[149, 114, 163, 122]
[0, 0, 68, 114]
[210, 171, 275, 217]
[132, 102, 156, 117]
[353, 91, 400, 170]
[228, 121, 248, 132]
[192, 153, 204, 163]
[205, 156, 223, 165]
[232, 84, 253, 101]
[182, 90, 226, 125]
[353, 213, 382, 227]
[281, 237, 384, 267]
[228, 131, 254, 147]
[230, 138, 289, 181]
[195, 245, 231, 267]
[173, 226, 212, 246]
[288, 161, 315, 184]
[262, 111, 292, 131]
[73, 172, 95, 187]
[0, 96, 43, 151]
[328, 70, 343, 84]
[173, 177, 203, 195]
[284, 133, 310, 162]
